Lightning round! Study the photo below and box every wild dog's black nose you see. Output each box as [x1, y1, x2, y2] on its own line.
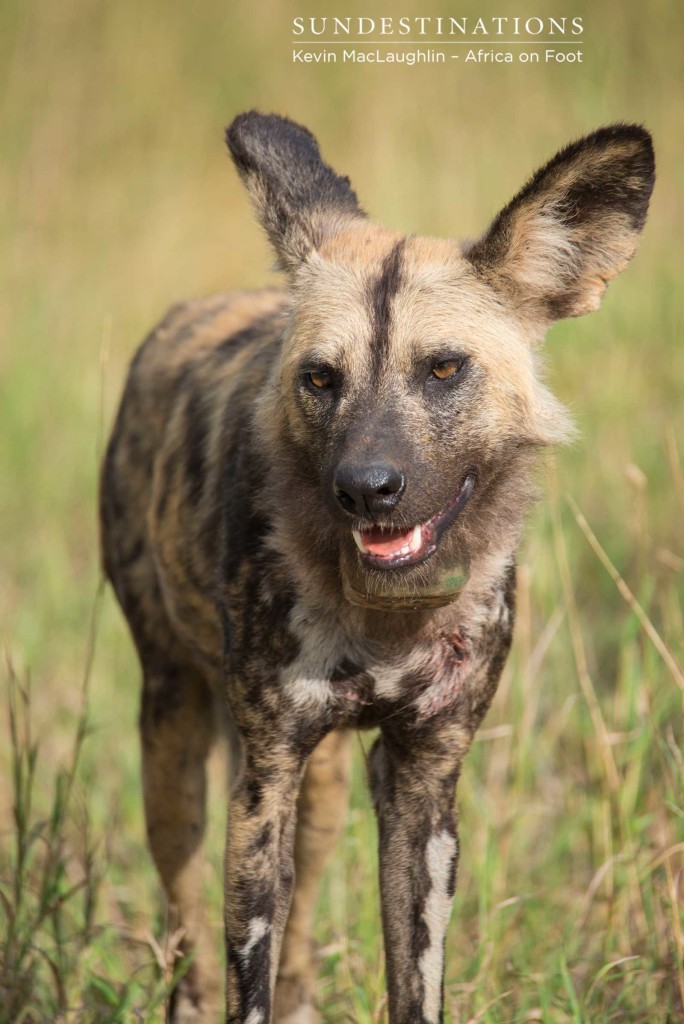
[333, 461, 405, 518]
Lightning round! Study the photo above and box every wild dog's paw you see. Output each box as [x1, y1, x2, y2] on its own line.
[168, 990, 203, 1024]
[168, 974, 222, 1024]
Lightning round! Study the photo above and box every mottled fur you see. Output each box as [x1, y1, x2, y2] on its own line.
[100, 113, 654, 1023]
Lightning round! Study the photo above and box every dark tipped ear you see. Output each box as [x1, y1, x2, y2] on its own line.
[466, 124, 655, 325]
[226, 111, 366, 274]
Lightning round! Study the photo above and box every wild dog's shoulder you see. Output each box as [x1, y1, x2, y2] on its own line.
[106, 287, 289, 486]
[127, 287, 288, 389]
[103, 288, 287, 495]
[101, 288, 289, 647]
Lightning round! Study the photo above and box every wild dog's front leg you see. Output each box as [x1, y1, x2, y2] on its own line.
[275, 729, 353, 1023]
[225, 736, 320, 1024]
[370, 722, 470, 1024]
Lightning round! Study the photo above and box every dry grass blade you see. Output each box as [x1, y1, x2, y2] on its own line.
[664, 858, 684, 1011]
[567, 495, 684, 695]
[584, 955, 641, 1006]
[573, 853, 626, 936]
[548, 459, 620, 793]
[643, 842, 684, 877]
[464, 988, 513, 1023]
[666, 426, 684, 513]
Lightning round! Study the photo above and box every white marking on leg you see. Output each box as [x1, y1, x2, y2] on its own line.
[245, 1010, 265, 1024]
[281, 667, 333, 709]
[418, 830, 457, 1024]
[239, 916, 271, 962]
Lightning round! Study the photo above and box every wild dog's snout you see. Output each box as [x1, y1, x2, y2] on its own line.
[333, 460, 405, 519]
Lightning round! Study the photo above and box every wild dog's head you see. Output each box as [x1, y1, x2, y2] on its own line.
[226, 112, 654, 606]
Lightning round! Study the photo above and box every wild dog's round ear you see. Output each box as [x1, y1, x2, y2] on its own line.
[226, 111, 367, 275]
[464, 124, 655, 328]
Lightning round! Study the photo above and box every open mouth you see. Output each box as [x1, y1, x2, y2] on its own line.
[352, 471, 476, 570]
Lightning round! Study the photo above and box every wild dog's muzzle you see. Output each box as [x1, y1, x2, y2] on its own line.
[333, 459, 405, 518]
[338, 469, 477, 611]
[352, 471, 475, 570]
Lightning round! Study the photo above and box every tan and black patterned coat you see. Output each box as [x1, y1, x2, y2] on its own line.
[100, 112, 654, 1024]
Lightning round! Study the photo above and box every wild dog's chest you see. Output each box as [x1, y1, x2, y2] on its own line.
[224, 560, 515, 731]
[335, 635, 470, 727]
[278, 601, 499, 729]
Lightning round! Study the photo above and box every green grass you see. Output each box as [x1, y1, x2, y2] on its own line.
[1, 0, 683, 1019]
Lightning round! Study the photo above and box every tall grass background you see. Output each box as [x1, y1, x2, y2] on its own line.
[1, 0, 683, 1019]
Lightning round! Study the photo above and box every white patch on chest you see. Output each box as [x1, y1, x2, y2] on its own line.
[371, 661, 410, 700]
[371, 640, 447, 702]
[419, 830, 457, 1024]
[373, 639, 467, 719]
[280, 604, 351, 709]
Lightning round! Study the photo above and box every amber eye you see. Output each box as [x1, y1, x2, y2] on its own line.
[308, 369, 333, 389]
[431, 358, 464, 381]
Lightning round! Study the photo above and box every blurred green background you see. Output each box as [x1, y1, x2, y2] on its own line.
[1, 0, 683, 1020]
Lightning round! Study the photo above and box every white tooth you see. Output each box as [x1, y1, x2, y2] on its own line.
[399, 545, 410, 555]
[352, 530, 368, 553]
[409, 525, 423, 553]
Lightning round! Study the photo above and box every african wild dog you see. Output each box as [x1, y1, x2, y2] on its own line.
[100, 112, 654, 1023]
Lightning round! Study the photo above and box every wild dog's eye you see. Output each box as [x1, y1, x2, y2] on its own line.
[431, 357, 465, 381]
[307, 369, 333, 389]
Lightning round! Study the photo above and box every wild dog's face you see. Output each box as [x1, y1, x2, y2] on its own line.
[227, 114, 654, 599]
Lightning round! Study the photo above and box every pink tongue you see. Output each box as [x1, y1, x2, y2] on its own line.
[361, 528, 413, 557]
